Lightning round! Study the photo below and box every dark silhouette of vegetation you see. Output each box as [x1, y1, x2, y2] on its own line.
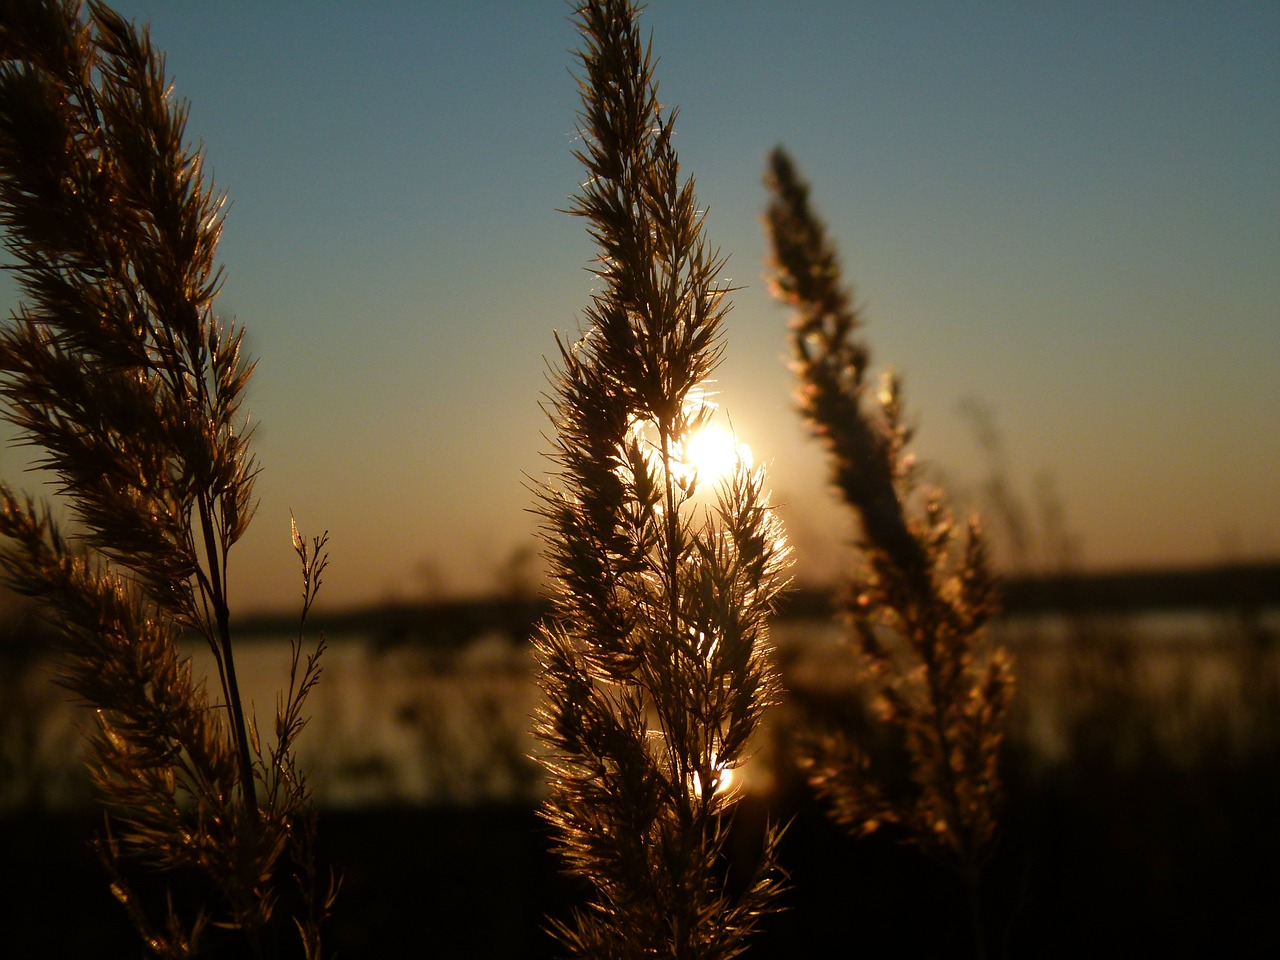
[0, 2, 333, 955]
[532, 2, 789, 956]
[764, 146, 1015, 955]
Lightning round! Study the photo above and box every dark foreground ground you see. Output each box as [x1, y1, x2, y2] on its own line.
[4, 753, 1277, 960]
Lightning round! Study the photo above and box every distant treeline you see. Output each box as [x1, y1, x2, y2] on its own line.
[996, 560, 1280, 616]
[228, 560, 1280, 649]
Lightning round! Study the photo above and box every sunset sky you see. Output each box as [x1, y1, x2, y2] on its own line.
[2, 2, 1277, 613]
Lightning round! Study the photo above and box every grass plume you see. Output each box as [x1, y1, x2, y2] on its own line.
[764, 146, 1015, 953]
[533, 3, 790, 956]
[0, 1, 333, 954]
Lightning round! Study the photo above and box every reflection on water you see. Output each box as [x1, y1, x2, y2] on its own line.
[3, 608, 1277, 810]
[195, 631, 543, 807]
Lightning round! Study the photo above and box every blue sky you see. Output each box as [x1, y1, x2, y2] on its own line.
[4, 2, 1278, 611]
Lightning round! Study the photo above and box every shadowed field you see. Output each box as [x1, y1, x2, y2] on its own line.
[4, 763, 1277, 958]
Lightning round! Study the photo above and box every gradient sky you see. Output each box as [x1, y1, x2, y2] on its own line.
[3, 2, 1277, 612]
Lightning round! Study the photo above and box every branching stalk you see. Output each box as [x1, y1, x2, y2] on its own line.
[764, 146, 1015, 954]
[0, 2, 331, 954]
[534, 4, 790, 957]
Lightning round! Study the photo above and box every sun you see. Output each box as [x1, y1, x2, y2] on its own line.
[681, 422, 751, 490]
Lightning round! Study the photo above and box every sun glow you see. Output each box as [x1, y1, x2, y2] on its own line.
[619, 413, 753, 497]
[691, 763, 735, 799]
[681, 422, 751, 491]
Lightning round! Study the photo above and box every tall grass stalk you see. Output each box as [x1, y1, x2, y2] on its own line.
[764, 147, 1014, 955]
[533, 3, 790, 956]
[0, 2, 333, 955]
